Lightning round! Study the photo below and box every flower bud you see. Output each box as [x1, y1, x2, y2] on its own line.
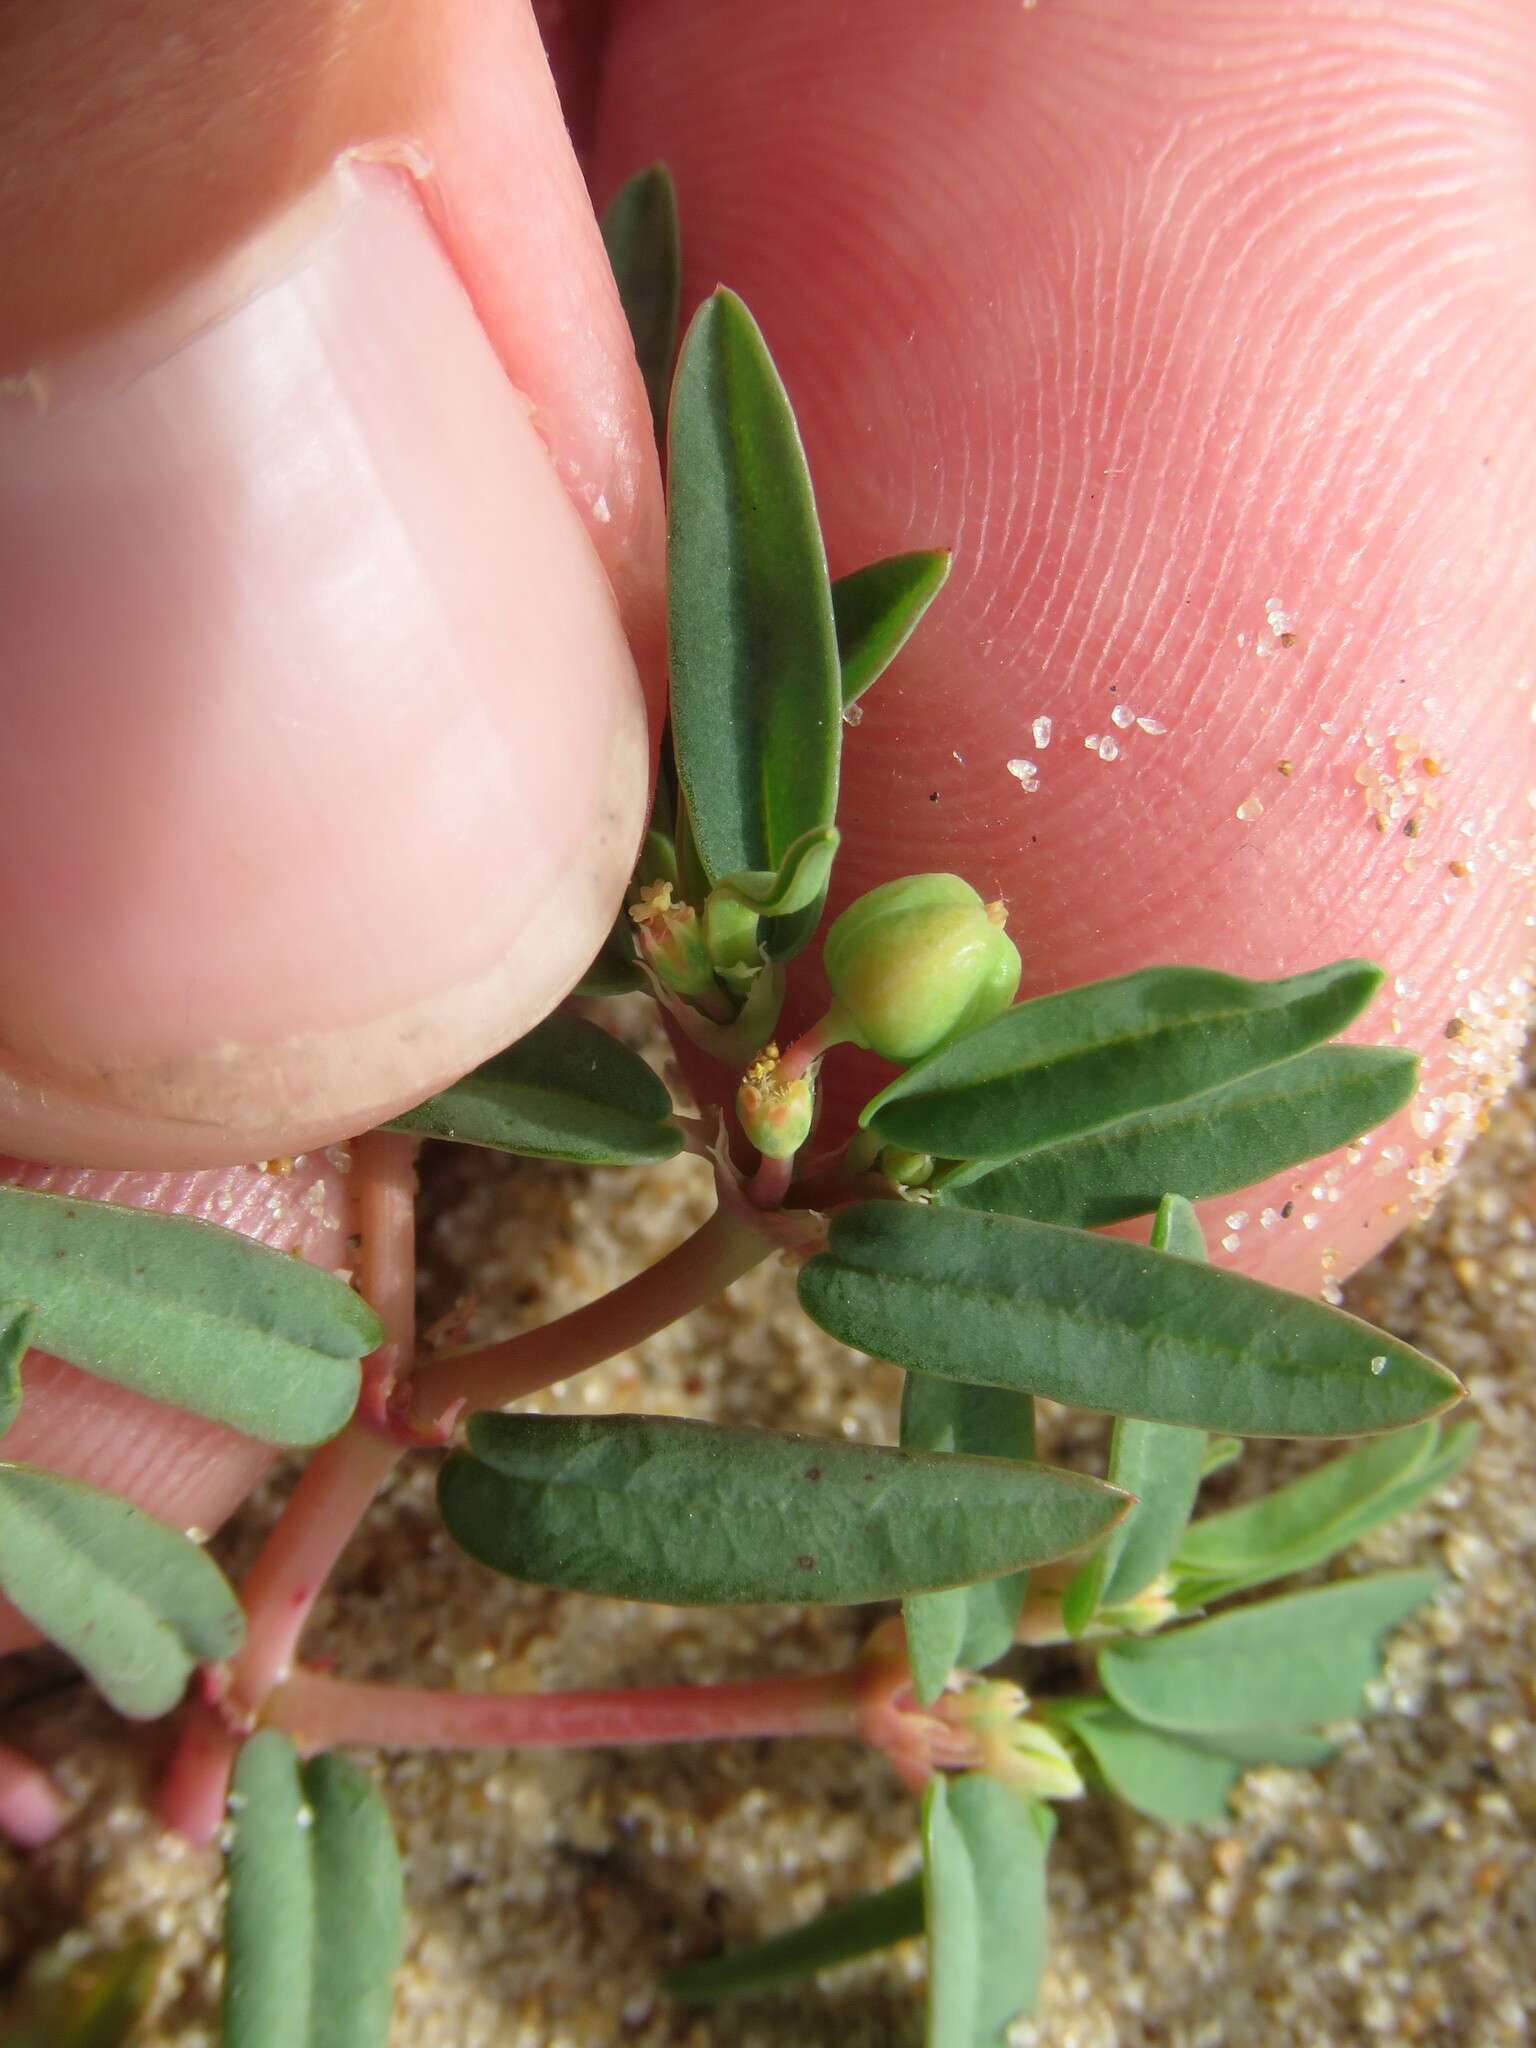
[628, 881, 719, 1001]
[736, 1045, 815, 1159]
[936, 1680, 1084, 1803]
[1096, 1575, 1177, 1637]
[822, 874, 1021, 1064]
[876, 1144, 934, 1188]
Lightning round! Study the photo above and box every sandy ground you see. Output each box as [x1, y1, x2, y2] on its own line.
[0, 1066, 1532, 2046]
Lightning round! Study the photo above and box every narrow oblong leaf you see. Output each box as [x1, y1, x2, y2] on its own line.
[386, 1012, 681, 1167]
[667, 289, 842, 957]
[834, 549, 951, 708]
[901, 1376, 1035, 1704]
[222, 1732, 402, 2048]
[666, 1878, 924, 2002]
[1045, 1699, 1243, 1826]
[439, 1412, 1124, 1607]
[863, 959, 1387, 1162]
[940, 1045, 1418, 1229]
[1170, 1418, 1475, 1606]
[0, 1466, 243, 1718]
[924, 1776, 1050, 2047]
[1063, 1199, 1207, 1636]
[1099, 1570, 1443, 1733]
[0, 1186, 376, 1445]
[600, 163, 681, 443]
[0, 1301, 31, 1437]
[798, 1202, 1462, 1437]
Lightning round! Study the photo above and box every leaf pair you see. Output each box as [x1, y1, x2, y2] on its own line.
[799, 1200, 1460, 1438]
[222, 1732, 402, 2048]
[852, 959, 1414, 1231]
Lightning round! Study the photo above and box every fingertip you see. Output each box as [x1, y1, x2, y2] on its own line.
[0, 167, 649, 1167]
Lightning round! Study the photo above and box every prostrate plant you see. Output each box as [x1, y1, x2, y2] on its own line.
[0, 168, 1476, 2047]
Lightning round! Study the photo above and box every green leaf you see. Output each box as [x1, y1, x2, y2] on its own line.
[1185, 1726, 1337, 1767]
[1202, 1436, 1245, 1477]
[1170, 1418, 1475, 1607]
[0, 1301, 31, 1437]
[0, 1186, 376, 1445]
[798, 1202, 1461, 1437]
[834, 550, 951, 708]
[572, 916, 645, 999]
[666, 1878, 924, 2002]
[1062, 1199, 1207, 1636]
[706, 824, 841, 920]
[0, 1935, 159, 2048]
[385, 1012, 681, 1167]
[863, 960, 1387, 1162]
[901, 1376, 1035, 1705]
[939, 1045, 1418, 1229]
[600, 163, 681, 445]
[222, 1732, 402, 2048]
[0, 1466, 243, 1718]
[924, 1776, 1050, 2046]
[667, 289, 842, 958]
[1099, 1569, 1443, 1733]
[1045, 1699, 1243, 1825]
[439, 1412, 1124, 1606]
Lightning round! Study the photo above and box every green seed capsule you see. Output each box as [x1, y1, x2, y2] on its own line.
[736, 1046, 815, 1159]
[822, 874, 1021, 1064]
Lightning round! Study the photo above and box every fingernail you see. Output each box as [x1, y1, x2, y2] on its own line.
[0, 165, 648, 1167]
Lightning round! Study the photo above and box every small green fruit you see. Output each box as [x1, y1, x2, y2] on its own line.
[736, 1045, 815, 1159]
[822, 874, 1021, 1064]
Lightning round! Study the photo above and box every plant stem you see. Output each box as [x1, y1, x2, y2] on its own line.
[267, 1663, 863, 1756]
[160, 1132, 418, 1843]
[0, 1737, 67, 1848]
[746, 1149, 793, 1208]
[403, 1200, 771, 1429]
[773, 1007, 857, 1088]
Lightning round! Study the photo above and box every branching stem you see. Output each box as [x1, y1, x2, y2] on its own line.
[403, 1200, 771, 1429]
[161, 1164, 774, 1844]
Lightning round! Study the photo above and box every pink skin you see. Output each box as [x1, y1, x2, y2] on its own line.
[1, 0, 1534, 1781]
[597, 0, 1536, 1293]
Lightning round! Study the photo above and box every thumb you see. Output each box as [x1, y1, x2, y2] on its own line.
[0, 0, 662, 1170]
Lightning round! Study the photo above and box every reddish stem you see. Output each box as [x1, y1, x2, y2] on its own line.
[0, 1737, 67, 1848]
[773, 1008, 856, 1089]
[266, 1663, 863, 1755]
[746, 1149, 793, 1209]
[160, 1132, 418, 1843]
[404, 1201, 770, 1429]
